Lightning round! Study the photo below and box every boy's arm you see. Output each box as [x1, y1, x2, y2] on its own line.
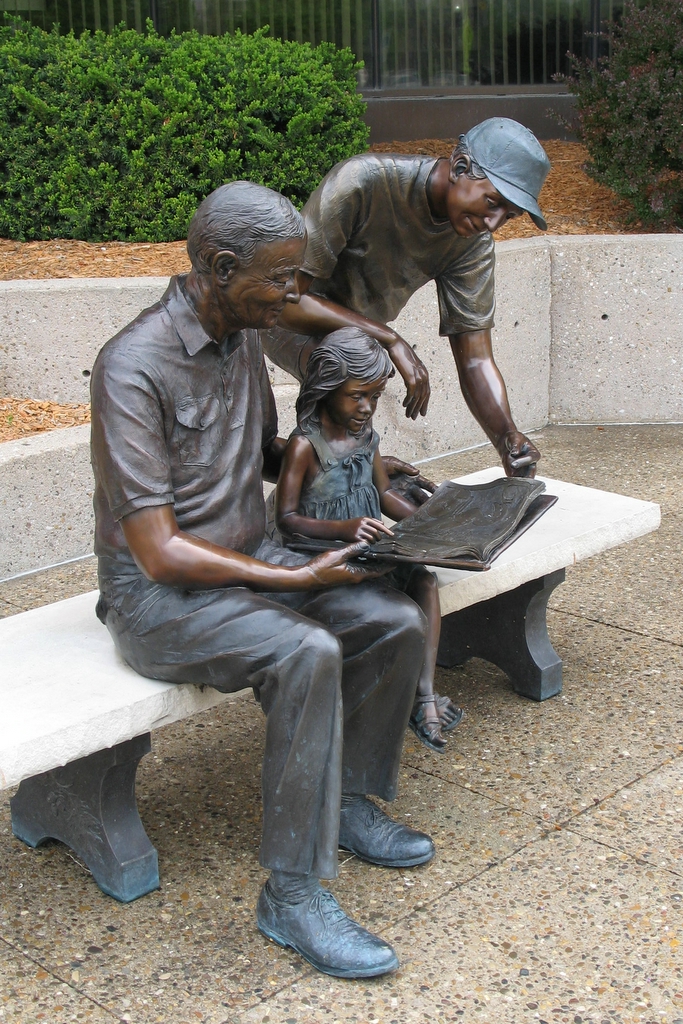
[449, 328, 540, 477]
[277, 274, 430, 421]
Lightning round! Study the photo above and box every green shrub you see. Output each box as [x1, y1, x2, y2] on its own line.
[558, 0, 683, 229]
[0, 18, 368, 241]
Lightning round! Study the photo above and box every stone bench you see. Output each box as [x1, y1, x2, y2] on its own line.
[1, 469, 659, 905]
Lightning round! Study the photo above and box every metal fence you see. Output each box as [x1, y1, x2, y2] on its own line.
[2, 0, 630, 86]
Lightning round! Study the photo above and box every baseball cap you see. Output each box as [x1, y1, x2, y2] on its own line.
[463, 118, 551, 230]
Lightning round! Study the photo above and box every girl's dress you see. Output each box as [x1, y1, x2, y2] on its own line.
[295, 424, 382, 522]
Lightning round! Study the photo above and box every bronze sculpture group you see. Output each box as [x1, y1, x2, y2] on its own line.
[91, 117, 551, 978]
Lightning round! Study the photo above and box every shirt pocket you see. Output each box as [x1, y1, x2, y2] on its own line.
[174, 394, 224, 466]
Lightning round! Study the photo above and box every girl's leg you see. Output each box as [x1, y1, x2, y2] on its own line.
[405, 568, 441, 704]
[405, 569, 446, 751]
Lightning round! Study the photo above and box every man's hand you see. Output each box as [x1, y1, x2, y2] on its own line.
[381, 456, 436, 506]
[302, 543, 392, 588]
[497, 431, 541, 478]
[386, 338, 431, 419]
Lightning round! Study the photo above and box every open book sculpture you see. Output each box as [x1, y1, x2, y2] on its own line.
[291, 477, 558, 571]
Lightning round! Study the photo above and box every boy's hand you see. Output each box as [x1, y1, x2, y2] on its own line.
[381, 456, 436, 505]
[341, 517, 395, 543]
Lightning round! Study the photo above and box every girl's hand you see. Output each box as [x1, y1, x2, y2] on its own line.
[341, 517, 395, 543]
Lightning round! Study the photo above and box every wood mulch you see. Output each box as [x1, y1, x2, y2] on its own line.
[0, 396, 90, 443]
[0, 140, 652, 442]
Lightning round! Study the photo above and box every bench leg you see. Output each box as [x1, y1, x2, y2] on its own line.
[10, 733, 159, 903]
[437, 569, 565, 701]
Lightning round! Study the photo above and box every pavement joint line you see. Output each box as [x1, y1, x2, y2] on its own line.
[554, 749, 683, 830]
[0, 933, 125, 1022]
[549, 606, 683, 650]
[554, 827, 683, 882]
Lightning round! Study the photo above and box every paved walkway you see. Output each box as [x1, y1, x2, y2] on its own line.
[1, 425, 681, 1024]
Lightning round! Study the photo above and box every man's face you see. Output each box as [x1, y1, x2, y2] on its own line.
[218, 236, 306, 330]
[446, 174, 523, 237]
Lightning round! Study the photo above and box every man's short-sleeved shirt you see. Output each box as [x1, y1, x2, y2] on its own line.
[301, 153, 496, 335]
[91, 275, 277, 581]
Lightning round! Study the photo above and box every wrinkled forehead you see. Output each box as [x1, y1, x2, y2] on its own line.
[248, 232, 307, 268]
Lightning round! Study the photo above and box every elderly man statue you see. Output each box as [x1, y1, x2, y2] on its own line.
[90, 181, 434, 979]
[266, 116, 551, 477]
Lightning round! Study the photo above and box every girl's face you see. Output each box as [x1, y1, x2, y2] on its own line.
[324, 376, 388, 433]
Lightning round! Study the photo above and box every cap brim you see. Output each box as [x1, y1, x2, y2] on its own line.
[484, 169, 547, 231]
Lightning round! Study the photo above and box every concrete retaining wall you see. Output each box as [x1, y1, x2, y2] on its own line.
[1, 234, 681, 577]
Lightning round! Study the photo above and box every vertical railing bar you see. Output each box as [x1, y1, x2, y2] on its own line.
[476, 0, 481, 83]
[342, 0, 351, 47]
[489, 0, 494, 83]
[515, 0, 520, 82]
[567, 0, 572, 67]
[427, 0, 433, 85]
[542, 0, 546, 82]
[403, 0, 408, 83]
[528, 0, 533, 83]
[308, 0, 315, 45]
[294, 0, 302, 41]
[555, 0, 559, 75]
[439, 0, 445, 84]
[355, 0, 363, 65]
[371, 0, 381, 88]
[502, 0, 508, 83]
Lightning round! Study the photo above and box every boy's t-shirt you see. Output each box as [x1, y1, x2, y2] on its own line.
[300, 152, 496, 336]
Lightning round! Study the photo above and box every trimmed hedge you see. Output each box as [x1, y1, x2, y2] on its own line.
[559, 0, 683, 229]
[0, 18, 369, 241]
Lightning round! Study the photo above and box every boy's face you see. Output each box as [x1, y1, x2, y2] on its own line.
[445, 174, 523, 237]
[326, 376, 388, 434]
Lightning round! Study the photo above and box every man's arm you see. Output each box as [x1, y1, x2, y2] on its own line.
[120, 504, 386, 592]
[277, 273, 430, 420]
[449, 328, 540, 477]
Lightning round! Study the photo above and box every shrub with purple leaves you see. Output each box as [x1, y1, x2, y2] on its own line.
[559, 0, 683, 229]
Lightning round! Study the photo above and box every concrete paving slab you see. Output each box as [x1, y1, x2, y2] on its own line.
[324, 764, 545, 928]
[402, 615, 683, 822]
[568, 758, 683, 878]
[240, 830, 683, 1024]
[0, 939, 117, 1023]
[0, 697, 305, 1022]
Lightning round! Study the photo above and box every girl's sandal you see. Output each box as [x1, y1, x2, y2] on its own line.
[434, 693, 464, 733]
[408, 695, 448, 753]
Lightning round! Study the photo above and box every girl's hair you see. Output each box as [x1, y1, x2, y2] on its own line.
[296, 328, 394, 434]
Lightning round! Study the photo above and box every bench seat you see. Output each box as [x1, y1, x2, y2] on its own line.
[0, 469, 660, 902]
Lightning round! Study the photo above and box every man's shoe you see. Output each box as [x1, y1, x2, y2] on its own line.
[257, 879, 399, 979]
[338, 795, 435, 867]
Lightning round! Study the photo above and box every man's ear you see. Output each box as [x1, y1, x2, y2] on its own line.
[449, 153, 471, 185]
[212, 250, 239, 284]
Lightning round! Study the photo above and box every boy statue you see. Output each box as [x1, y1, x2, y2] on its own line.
[267, 116, 551, 477]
